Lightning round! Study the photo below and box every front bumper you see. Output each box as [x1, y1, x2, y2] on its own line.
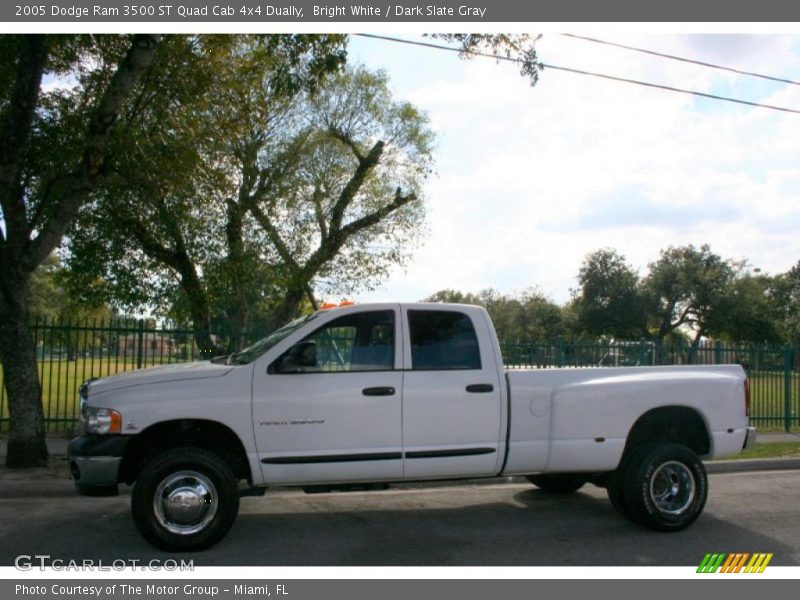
[743, 426, 757, 451]
[67, 435, 130, 496]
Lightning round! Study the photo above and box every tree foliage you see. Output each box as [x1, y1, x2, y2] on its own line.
[431, 34, 543, 85]
[65, 36, 348, 351]
[768, 261, 800, 345]
[423, 288, 565, 342]
[572, 249, 647, 339]
[431, 245, 793, 346]
[65, 41, 433, 349]
[643, 244, 738, 343]
[247, 65, 434, 325]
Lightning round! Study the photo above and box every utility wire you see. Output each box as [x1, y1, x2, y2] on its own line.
[355, 33, 800, 116]
[562, 33, 800, 87]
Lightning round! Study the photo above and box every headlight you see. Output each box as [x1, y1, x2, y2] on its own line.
[82, 405, 122, 435]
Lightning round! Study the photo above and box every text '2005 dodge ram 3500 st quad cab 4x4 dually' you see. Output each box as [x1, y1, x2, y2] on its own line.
[68, 302, 756, 551]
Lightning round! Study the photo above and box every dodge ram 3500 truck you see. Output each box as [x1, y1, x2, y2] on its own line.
[68, 303, 756, 551]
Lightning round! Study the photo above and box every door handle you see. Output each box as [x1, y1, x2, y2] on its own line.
[362, 386, 396, 396]
[466, 384, 494, 393]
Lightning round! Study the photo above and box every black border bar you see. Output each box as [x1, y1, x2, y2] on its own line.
[5, 0, 800, 23]
[262, 447, 496, 464]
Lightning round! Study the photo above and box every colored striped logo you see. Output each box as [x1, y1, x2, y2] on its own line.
[697, 553, 773, 573]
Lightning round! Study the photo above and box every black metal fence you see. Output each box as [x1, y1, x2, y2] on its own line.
[1, 319, 797, 433]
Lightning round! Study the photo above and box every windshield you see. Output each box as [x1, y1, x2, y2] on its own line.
[228, 312, 320, 365]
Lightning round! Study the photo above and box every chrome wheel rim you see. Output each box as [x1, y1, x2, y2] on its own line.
[649, 460, 695, 515]
[153, 470, 218, 535]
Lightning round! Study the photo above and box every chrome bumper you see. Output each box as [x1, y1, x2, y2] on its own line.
[67, 435, 129, 496]
[70, 455, 122, 486]
[743, 426, 757, 451]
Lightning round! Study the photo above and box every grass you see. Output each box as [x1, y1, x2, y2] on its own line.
[1, 356, 192, 432]
[718, 441, 800, 460]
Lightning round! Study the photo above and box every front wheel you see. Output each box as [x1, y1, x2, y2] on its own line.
[131, 447, 240, 551]
[621, 443, 707, 532]
[527, 474, 586, 494]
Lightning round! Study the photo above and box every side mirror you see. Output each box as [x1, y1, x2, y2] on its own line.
[273, 341, 317, 374]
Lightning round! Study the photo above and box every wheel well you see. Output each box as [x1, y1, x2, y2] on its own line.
[623, 406, 710, 459]
[118, 419, 251, 485]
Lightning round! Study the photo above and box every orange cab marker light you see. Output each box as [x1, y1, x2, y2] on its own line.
[339, 300, 355, 307]
[321, 303, 338, 310]
[110, 410, 123, 433]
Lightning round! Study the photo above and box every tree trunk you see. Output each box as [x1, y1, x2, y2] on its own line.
[182, 284, 217, 358]
[175, 259, 219, 358]
[233, 298, 249, 352]
[271, 285, 308, 330]
[0, 288, 47, 468]
[225, 200, 250, 351]
[688, 329, 705, 365]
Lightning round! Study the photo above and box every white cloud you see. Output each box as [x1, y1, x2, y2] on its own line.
[347, 34, 800, 305]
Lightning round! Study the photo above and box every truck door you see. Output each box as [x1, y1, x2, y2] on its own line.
[401, 307, 504, 479]
[253, 308, 404, 484]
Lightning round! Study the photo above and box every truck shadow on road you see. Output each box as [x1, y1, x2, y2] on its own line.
[0, 483, 796, 567]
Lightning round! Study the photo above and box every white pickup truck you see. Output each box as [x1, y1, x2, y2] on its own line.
[68, 302, 755, 551]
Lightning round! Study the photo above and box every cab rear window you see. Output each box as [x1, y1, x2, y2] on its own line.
[408, 310, 481, 370]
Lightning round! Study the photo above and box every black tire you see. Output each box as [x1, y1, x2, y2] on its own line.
[606, 471, 630, 519]
[131, 447, 240, 552]
[526, 474, 586, 494]
[606, 448, 641, 519]
[621, 443, 707, 532]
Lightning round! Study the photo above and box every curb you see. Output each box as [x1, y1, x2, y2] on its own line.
[704, 457, 800, 474]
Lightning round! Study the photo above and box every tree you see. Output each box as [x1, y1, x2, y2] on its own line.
[768, 262, 800, 345]
[709, 273, 781, 343]
[65, 35, 348, 353]
[0, 34, 160, 467]
[572, 249, 647, 339]
[642, 245, 737, 345]
[67, 47, 432, 348]
[245, 66, 433, 325]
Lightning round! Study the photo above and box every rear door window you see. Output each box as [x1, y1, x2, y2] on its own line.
[408, 310, 481, 370]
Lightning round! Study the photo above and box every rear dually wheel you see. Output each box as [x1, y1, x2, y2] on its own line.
[621, 443, 707, 531]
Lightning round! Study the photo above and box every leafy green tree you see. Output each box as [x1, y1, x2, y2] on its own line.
[768, 262, 800, 345]
[67, 47, 431, 352]
[642, 245, 738, 345]
[0, 34, 160, 467]
[65, 35, 348, 353]
[572, 249, 647, 339]
[28, 255, 115, 359]
[246, 66, 434, 325]
[708, 273, 781, 343]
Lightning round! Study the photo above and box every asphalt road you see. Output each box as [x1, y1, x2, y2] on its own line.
[1, 469, 799, 567]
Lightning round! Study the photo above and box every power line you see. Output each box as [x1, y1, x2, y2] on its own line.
[562, 33, 800, 87]
[355, 33, 800, 116]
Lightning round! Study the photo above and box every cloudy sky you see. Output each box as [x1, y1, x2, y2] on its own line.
[346, 33, 800, 304]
